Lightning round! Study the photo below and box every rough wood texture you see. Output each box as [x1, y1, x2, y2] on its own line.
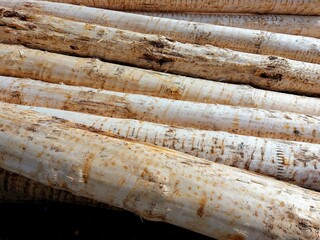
[0, 168, 109, 207]
[19, 105, 320, 191]
[2, 0, 320, 63]
[1, 76, 320, 144]
[132, 12, 320, 38]
[0, 8, 319, 96]
[1, 44, 320, 116]
[0, 102, 319, 239]
[35, 0, 320, 15]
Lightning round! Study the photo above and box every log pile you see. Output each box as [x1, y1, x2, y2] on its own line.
[0, 0, 319, 239]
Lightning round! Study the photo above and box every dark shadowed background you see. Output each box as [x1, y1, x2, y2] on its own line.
[0, 203, 213, 240]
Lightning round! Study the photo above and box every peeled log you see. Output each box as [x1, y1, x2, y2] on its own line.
[33, 0, 320, 15]
[0, 8, 320, 96]
[0, 168, 108, 207]
[18, 105, 320, 191]
[1, 76, 320, 144]
[2, 0, 320, 63]
[132, 12, 320, 39]
[0, 102, 319, 239]
[1, 44, 320, 116]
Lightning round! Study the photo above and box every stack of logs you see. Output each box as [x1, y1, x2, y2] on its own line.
[0, 0, 319, 239]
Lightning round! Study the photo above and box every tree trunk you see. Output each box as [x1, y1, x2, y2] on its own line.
[2, 0, 319, 63]
[33, 0, 320, 15]
[18, 105, 320, 191]
[0, 8, 320, 96]
[0, 101, 319, 239]
[132, 12, 320, 38]
[1, 44, 320, 116]
[1, 76, 319, 144]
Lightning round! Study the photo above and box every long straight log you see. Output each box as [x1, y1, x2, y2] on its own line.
[18, 105, 320, 191]
[0, 102, 319, 239]
[0, 8, 319, 96]
[2, 0, 320, 63]
[1, 44, 320, 116]
[33, 0, 320, 15]
[1, 76, 319, 143]
[132, 12, 320, 38]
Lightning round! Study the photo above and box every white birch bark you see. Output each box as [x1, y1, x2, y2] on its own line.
[0, 7, 319, 95]
[132, 12, 320, 39]
[33, 0, 320, 15]
[1, 76, 319, 144]
[1, 0, 319, 63]
[0, 101, 319, 239]
[1, 44, 320, 116]
[18, 105, 320, 191]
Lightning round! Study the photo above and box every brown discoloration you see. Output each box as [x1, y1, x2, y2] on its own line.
[293, 128, 301, 136]
[268, 56, 278, 61]
[9, 91, 22, 104]
[26, 23, 36, 30]
[181, 161, 192, 166]
[0, 9, 28, 21]
[197, 192, 207, 218]
[83, 153, 95, 184]
[51, 116, 69, 124]
[260, 73, 283, 81]
[228, 234, 245, 240]
[26, 126, 36, 132]
[173, 180, 180, 195]
[84, 23, 95, 31]
[50, 145, 64, 153]
[142, 53, 174, 66]
[159, 84, 182, 99]
[148, 40, 167, 49]
[141, 167, 158, 183]
[71, 99, 136, 119]
[283, 114, 292, 120]
[70, 45, 79, 50]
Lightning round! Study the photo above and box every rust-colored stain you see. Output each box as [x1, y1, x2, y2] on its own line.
[228, 234, 245, 240]
[9, 91, 22, 104]
[83, 153, 95, 184]
[160, 84, 182, 99]
[173, 180, 180, 195]
[140, 167, 157, 183]
[84, 23, 95, 31]
[197, 192, 207, 218]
